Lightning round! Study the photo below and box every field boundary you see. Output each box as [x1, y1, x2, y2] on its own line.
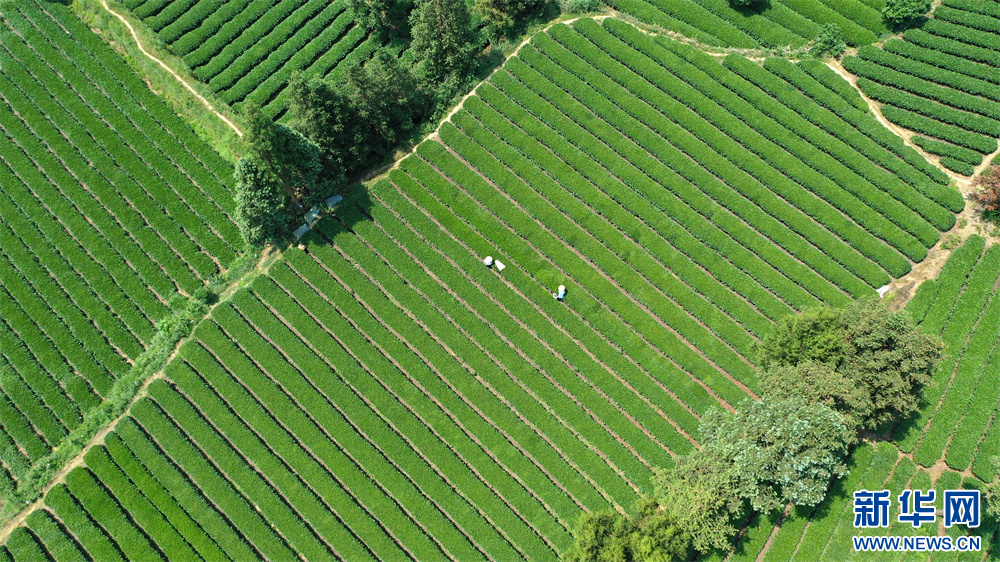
[97, 0, 242, 137]
[0, 248, 274, 540]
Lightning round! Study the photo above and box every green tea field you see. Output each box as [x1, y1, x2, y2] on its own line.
[0, 0, 239, 496]
[4, 0, 1000, 559]
[120, 0, 382, 117]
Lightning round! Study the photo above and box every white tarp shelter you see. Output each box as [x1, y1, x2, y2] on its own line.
[325, 194, 344, 209]
[305, 206, 321, 226]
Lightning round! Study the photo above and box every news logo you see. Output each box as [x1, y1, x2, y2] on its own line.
[852, 488, 981, 529]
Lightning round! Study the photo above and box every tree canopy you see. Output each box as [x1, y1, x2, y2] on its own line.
[700, 398, 852, 512]
[562, 498, 690, 562]
[233, 157, 286, 246]
[757, 298, 941, 430]
[410, 0, 479, 85]
[881, 0, 933, 26]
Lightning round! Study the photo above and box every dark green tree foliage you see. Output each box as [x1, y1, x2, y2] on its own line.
[654, 453, 741, 552]
[758, 298, 941, 429]
[757, 306, 845, 370]
[729, 0, 761, 7]
[233, 157, 286, 246]
[562, 498, 690, 561]
[474, 0, 542, 41]
[760, 362, 866, 430]
[288, 74, 364, 179]
[244, 103, 332, 209]
[700, 398, 852, 512]
[839, 298, 941, 428]
[881, 0, 932, 26]
[344, 51, 427, 149]
[347, 0, 396, 33]
[810, 24, 845, 58]
[410, 0, 478, 84]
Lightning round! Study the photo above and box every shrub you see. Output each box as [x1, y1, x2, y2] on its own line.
[882, 0, 932, 26]
[810, 24, 845, 58]
[973, 167, 1000, 219]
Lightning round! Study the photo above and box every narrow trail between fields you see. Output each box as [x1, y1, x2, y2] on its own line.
[826, 57, 1000, 310]
[98, 0, 242, 137]
[0, 250, 277, 543]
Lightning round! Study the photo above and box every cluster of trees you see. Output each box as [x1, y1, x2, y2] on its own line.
[881, 0, 933, 27]
[564, 298, 942, 561]
[235, 0, 551, 246]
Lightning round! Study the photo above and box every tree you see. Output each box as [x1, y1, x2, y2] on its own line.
[288, 73, 365, 179]
[700, 398, 852, 513]
[810, 24, 845, 58]
[563, 510, 632, 562]
[839, 298, 941, 428]
[972, 166, 1000, 220]
[757, 306, 844, 370]
[473, 0, 541, 41]
[654, 453, 741, 553]
[243, 103, 332, 208]
[233, 157, 286, 246]
[881, 0, 932, 26]
[629, 498, 691, 562]
[986, 458, 1000, 519]
[758, 299, 941, 430]
[410, 0, 478, 85]
[729, 0, 762, 7]
[344, 51, 427, 149]
[760, 362, 866, 431]
[347, 0, 396, 34]
[563, 499, 690, 561]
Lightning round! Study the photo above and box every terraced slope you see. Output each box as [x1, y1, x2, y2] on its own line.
[0, 0, 238, 495]
[737, 441, 995, 562]
[844, 0, 1000, 176]
[609, 0, 888, 50]
[895, 236, 1000, 481]
[0, 17, 962, 559]
[121, 0, 381, 118]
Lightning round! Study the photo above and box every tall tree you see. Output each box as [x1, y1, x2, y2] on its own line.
[473, 0, 541, 41]
[410, 0, 478, 84]
[757, 298, 941, 430]
[653, 453, 741, 553]
[343, 51, 426, 149]
[288, 73, 364, 179]
[243, 103, 331, 209]
[233, 157, 286, 246]
[347, 0, 396, 34]
[882, 0, 932, 26]
[838, 298, 941, 428]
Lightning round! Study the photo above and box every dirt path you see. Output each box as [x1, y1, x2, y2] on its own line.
[99, 0, 242, 137]
[826, 56, 1000, 309]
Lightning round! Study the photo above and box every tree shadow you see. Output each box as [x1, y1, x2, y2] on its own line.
[292, 184, 375, 252]
[731, 0, 773, 17]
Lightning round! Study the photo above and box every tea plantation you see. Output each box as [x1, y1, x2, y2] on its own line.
[2, 0, 1000, 559]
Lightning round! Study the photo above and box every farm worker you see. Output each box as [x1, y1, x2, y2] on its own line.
[484, 256, 494, 267]
[553, 285, 566, 301]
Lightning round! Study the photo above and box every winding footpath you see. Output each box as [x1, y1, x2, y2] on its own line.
[99, 0, 243, 137]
